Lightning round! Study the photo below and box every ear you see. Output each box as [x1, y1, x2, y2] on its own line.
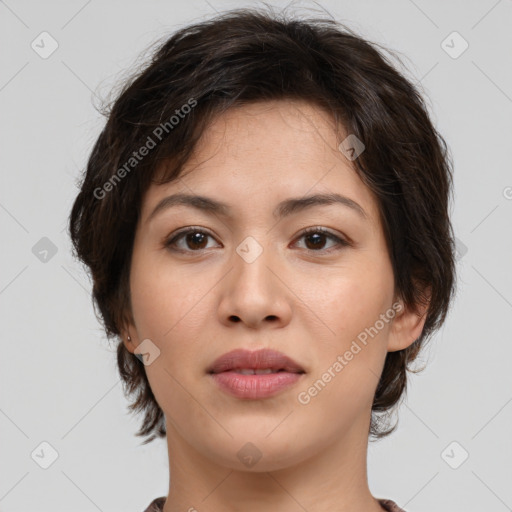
[387, 287, 431, 352]
[120, 326, 137, 355]
[119, 310, 139, 355]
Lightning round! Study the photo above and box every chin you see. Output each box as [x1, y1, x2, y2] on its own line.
[202, 434, 312, 473]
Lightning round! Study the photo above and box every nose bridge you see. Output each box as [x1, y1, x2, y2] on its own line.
[232, 234, 277, 298]
[218, 233, 291, 328]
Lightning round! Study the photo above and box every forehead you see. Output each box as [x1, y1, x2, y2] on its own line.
[143, 100, 381, 229]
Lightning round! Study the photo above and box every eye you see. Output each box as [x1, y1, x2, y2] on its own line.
[164, 227, 219, 252]
[164, 226, 350, 254]
[293, 227, 350, 253]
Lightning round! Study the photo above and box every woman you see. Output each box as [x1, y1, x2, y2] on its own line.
[68, 7, 457, 512]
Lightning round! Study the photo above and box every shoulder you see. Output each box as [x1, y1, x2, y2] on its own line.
[143, 496, 166, 512]
[378, 498, 408, 512]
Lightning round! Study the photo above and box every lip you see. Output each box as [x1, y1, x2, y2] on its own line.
[210, 371, 304, 399]
[207, 348, 306, 400]
[207, 348, 305, 374]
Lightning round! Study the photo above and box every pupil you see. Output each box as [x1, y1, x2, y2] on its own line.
[187, 232, 207, 249]
[306, 233, 325, 250]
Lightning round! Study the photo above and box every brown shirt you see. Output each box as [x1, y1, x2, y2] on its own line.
[143, 496, 407, 511]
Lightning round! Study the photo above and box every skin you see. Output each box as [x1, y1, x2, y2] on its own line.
[122, 100, 429, 512]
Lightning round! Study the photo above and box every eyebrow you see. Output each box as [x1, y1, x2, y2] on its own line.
[147, 192, 368, 224]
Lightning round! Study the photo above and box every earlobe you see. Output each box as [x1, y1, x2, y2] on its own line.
[121, 330, 136, 354]
[119, 308, 137, 354]
[387, 290, 431, 352]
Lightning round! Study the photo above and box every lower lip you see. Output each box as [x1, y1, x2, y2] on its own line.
[210, 371, 304, 399]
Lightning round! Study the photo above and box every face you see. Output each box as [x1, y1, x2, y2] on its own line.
[124, 100, 424, 472]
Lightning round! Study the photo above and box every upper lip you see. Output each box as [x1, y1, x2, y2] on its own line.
[207, 348, 305, 374]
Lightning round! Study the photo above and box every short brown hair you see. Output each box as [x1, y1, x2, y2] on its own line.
[68, 6, 457, 445]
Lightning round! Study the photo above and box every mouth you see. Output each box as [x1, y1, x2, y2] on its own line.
[217, 368, 304, 375]
[208, 367, 305, 399]
[206, 348, 305, 399]
[207, 348, 306, 375]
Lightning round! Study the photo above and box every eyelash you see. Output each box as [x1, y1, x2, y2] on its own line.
[164, 226, 350, 254]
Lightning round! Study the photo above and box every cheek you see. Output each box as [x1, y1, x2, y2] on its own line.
[312, 265, 393, 338]
[302, 263, 394, 409]
[129, 257, 211, 408]
[298, 275, 393, 419]
[129, 246, 235, 412]
[129, 267, 172, 337]
[129, 253, 214, 345]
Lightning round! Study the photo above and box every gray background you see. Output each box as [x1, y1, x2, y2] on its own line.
[1, 0, 511, 511]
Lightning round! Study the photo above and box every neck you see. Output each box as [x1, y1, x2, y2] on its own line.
[162, 413, 385, 512]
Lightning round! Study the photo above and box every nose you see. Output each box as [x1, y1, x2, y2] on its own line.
[217, 239, 292, 330]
